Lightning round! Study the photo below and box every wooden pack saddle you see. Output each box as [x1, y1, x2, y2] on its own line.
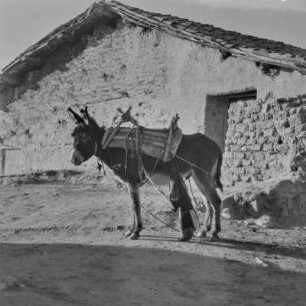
[101, 111, 183, 162]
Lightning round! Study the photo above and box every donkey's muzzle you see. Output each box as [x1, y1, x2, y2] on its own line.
[70, 150, 85, 165]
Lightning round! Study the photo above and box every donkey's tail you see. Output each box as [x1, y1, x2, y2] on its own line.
[215, 154, 223, 193]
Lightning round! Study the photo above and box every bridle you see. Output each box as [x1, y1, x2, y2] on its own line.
[93, 140, 99, 156]
[93, 133, 106, 174]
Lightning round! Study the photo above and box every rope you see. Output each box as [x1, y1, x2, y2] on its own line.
[116, 180, 179, 232]
[142, 166, 175, 210]
[140, 157, 159, 186]
[124, 126, 136, 177]
[142, 159, 200, 229]
[96, 111, 206, 233]
[109, 151, 201, 233]
[141, 204, 179, 233]
[175, 154, 211, 177]
[187, 177, 203, 210]
[110, 150, 181, 233]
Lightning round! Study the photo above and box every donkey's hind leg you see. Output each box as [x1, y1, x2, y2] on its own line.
[191, 170, 222, 241]
[190, 170, 212, 237]
[126, 184, 144, 240]
[200, 195, 213, 236]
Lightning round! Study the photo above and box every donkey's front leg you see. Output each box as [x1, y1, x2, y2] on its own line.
[126, 184, 144, 240]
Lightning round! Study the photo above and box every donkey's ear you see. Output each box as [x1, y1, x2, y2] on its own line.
[80, 106, 90, 122]
[67, 108, 85, 124]
[80, 106, 96, 126]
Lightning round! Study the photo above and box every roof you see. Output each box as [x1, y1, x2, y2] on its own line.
[1, 2, 119, 80]
[2, 0, 306, 80]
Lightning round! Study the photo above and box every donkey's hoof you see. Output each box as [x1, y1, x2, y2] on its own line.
[195, 230, 207, 238]
[179, 235, 191, 242]
[129, 232, 140, 240]
[125, 229, 133, 237]
[210, 235, 219, 242]
[180, 228, 194, 242]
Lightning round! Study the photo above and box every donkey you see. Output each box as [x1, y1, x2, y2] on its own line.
[68, 107, 223, 241]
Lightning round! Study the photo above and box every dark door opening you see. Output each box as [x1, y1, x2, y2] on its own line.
[204, 89, 257, 152]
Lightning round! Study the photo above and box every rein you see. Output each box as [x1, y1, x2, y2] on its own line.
[142, 165, 176, 210]
[92, 123, 204, 233]
[115, 179, 179, 233]
[96, 131, 180, 232]
[94, 140, 106, 175]
[175, 154, 212, 177]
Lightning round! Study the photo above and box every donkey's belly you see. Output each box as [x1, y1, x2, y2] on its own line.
[146, 172, 170, 186]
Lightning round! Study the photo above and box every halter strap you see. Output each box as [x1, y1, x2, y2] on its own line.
[94, 140, 106, 175]
[94, 141, 98, 156]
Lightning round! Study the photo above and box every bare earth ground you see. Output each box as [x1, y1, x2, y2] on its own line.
[0, 175, 306, 306]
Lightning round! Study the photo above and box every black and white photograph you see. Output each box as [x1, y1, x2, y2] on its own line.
[0, 0, 306, 305]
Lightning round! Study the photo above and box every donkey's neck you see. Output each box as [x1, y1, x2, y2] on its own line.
[92, 126, 106, 158]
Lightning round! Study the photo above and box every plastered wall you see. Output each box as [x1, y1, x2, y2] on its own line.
[1, 24, 306, 178]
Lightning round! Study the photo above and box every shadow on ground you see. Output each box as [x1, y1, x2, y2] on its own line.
[140, 233, 306, 261]
[0, 242, 305, 306]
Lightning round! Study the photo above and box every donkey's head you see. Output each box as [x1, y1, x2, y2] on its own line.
[68, 107, 102, 165]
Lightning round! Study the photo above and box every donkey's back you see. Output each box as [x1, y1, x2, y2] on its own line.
[176, 133, 222, 177]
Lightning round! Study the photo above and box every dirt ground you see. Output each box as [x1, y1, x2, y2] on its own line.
[0, 174, 306, 306]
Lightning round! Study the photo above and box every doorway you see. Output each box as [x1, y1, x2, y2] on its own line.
[204, 90, 257, 152]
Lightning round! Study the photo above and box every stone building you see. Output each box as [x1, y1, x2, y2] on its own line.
[1, 1, 306, 222]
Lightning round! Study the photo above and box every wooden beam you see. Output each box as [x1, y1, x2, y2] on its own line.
[0, 74, 22, 86]
[22, 56, 44, 67]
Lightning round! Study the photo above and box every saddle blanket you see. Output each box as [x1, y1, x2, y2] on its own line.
[103, 126, 183, 162]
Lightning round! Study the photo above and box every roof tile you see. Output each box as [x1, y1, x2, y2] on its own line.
[3, 0, 306, 76]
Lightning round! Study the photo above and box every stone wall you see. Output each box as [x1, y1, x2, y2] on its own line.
[222, 95, 306, 187]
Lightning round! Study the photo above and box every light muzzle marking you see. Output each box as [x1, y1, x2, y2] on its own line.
[70, 149, 85, 165]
